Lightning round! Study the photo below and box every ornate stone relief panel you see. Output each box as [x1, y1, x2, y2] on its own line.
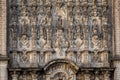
[8, 0, 112, 68]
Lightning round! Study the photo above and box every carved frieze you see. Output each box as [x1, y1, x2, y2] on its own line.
[8, 0, 111, 68]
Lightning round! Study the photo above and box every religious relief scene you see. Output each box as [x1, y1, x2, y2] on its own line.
[7, 0, 114, 80]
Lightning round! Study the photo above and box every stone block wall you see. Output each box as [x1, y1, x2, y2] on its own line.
[113, 0, 120, 80]
[0, 0, 8, 80]
[0, 0, 6, 56]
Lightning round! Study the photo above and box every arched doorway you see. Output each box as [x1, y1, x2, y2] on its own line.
[50, 72, 67, 80]
[44, 60, 79, 80]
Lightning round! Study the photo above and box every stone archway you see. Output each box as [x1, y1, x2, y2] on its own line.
[44, 60, 79, 80]
[50, 72, 68, 80]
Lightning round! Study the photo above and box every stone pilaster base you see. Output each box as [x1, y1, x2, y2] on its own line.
[0, 56, 9, 80]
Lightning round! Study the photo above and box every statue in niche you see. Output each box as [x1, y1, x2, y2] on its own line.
[12, 52, 18, 67]
[19, 35, 30, 49]
[92, 5, 100, 20]
[9, 27, 18, 49]
[53, 2, 67, 28]
[36, 12, 42, 26]
[53, 30, 62, 56]
[30, 52, 38, 67]
[31, 26, 35, 39]
[75, 33, 84, 50]
[10, 6, 18, 25]
[30, 6, 37, 25]
[91, 5, 101, 35]
[92, 19, 100, 35]
[30, 26, 37, 48]
[39, 52, 45, 65]
[46, 7, 52, 27]
[37, 35, 46, 50]
[19, 7, 29, 24]
[59, 35, 69, 56]
[74, 12, 82, 33]
[91, 35, 100, 50]
[53, 29, 68, 57]
[91, 19, 101, 50]
[19, 9, 30, 35]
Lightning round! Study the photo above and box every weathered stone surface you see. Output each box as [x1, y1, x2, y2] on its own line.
[0, 0, 120, 80]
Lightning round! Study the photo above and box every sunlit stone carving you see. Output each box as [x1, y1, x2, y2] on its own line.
[8, 0, 112, 80]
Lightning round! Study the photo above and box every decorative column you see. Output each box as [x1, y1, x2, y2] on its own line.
[113, 0, 120, 80]
[0, 0, 8, 80]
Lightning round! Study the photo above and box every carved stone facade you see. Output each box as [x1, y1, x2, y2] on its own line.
[1, 0, 120, 80]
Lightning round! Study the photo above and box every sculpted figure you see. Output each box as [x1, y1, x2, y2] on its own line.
[59, 35, 69, 56]
[92, 19, 100, 36]
[19, 35, 30, 49]
[75, 34, 83, 50]
[91, 35, 100, 50]
[53, 3, 67, 28]
[37, 35, 46, 50]
[53, 30, 68, 57]
[12, 52, 18, 67]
